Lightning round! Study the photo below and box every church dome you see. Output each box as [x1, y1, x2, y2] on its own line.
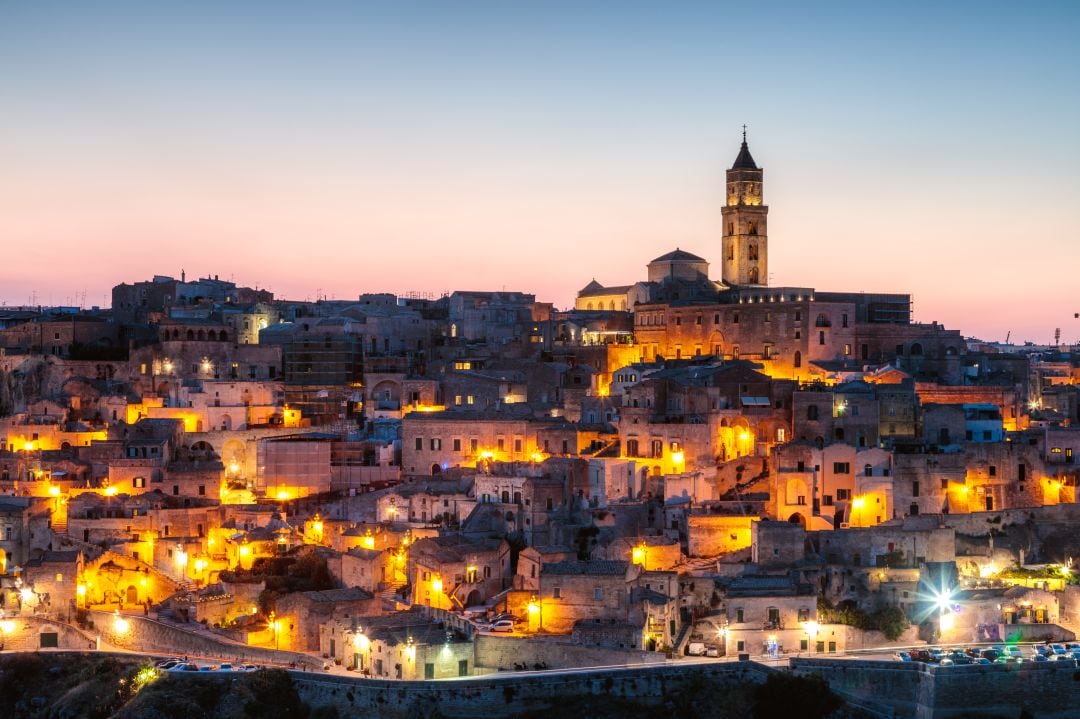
[650, 248, 706, 264]
[647, 248, 710, 285]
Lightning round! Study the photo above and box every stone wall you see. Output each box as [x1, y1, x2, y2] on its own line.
[793, 656, 1080, 719]
[942, 503, 1080, 537]
[473, 633, 665, 670]
[0, 616, 97, 652]
[86, 610, 316, 667]
[291, 661, 769, 719]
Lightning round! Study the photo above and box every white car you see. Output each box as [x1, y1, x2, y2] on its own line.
[484, 619, 514, 632]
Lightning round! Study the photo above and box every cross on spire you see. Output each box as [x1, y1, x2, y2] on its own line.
[742, 124, 747, 142]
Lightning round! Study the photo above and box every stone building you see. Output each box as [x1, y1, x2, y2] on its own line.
[409, 535, 511, 610]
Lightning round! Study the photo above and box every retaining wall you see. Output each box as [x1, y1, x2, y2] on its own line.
[793, 657, 1080, 719]
[86, 610, 316, 667]
[473, 634, 666, 670]
[291, 661, 770, 719]
[0, 616, 97, 652]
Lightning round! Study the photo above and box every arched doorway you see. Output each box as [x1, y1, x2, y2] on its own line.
[126, 585, 138, 605]
[788, 512, 806, 528]
[430, 464, 442, 476]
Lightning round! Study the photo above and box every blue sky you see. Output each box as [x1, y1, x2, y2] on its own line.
[1, 1, 1077, 341]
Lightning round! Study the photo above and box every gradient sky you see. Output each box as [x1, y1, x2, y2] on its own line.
[1, 1, 1078, 343]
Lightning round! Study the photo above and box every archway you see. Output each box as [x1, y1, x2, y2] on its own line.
[126, 585, 138, 604]
[788, 512, 806, 528]
[430, 464, 442, 476]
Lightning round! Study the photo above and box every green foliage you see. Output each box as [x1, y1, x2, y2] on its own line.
[878, 550, 905, 568]
[874, 605, 911, 641]
[817, 597, 909, 640]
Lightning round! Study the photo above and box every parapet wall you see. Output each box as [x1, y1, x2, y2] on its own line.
[291, 661, 770, 719]
[86, 610, 315, 667]
[793, 657, 1080, 719]
[473, 633, 665, 670]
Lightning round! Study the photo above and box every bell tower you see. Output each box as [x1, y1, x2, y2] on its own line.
[721, 128, 768, 286]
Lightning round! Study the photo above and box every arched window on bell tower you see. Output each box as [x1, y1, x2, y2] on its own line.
[749, 244, 758, 261]
[727, 243, 734, 261]
[748, 221, 757, 236]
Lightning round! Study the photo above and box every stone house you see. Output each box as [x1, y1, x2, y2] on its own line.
[409, 535, 510, 610]
[273, 587, 379, 652]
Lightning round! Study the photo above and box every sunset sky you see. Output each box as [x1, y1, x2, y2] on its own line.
[1, 1, 1077, 343]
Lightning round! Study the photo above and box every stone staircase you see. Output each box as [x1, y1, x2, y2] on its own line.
[378, 581, 407, 609]
[673, 620, 695, 656]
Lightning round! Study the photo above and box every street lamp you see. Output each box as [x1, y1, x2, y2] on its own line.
[632, 543, 648, 571]
[527, 595, 541, 632]
[269, 611, 280, 650]
[113, 611, 130, 635]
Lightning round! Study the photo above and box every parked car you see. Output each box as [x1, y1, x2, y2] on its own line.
[938, 658, 954, 666]
[980, 649, 1001, 661]
[1034, 645, 1052, 657]
[973, 657, 992, 665]
[488, 619, 514, 632]
[1050, 644, 1067, 655]
[893, 651, 912, 662]
[218, 663, 236, 672]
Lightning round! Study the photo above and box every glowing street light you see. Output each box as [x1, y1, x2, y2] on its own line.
[632, 544, 648, 570]
[113, 612, 130, 634]
[268, 611, 281, 649]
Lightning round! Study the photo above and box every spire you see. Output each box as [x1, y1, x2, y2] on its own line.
[731, 125, 758, 170]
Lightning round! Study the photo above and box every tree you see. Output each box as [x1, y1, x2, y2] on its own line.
[874, 605, 911, 641]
